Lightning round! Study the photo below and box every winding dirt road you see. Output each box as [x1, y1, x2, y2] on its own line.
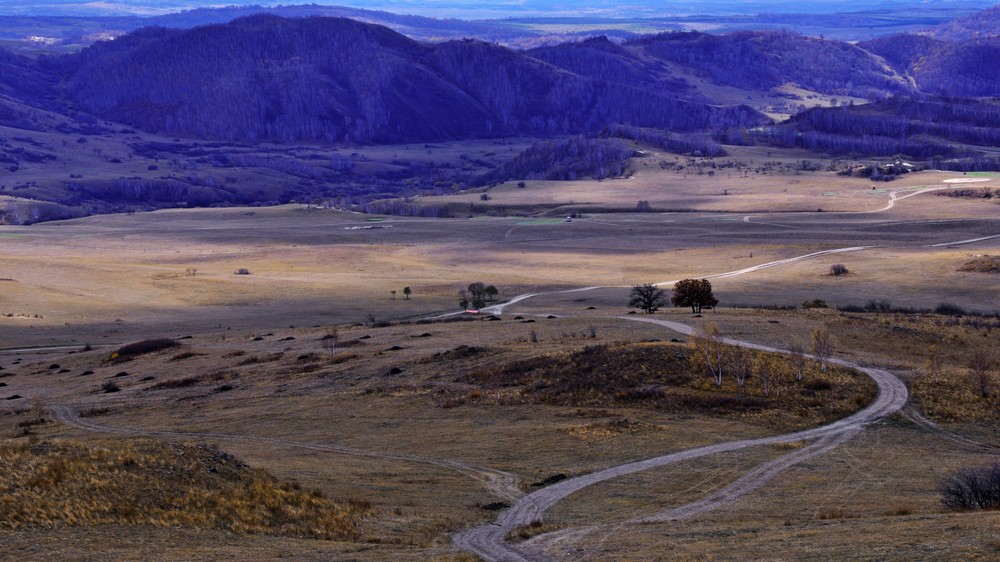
[454, 318, 909, 562]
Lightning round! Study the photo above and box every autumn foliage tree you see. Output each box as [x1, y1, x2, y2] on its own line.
[671, 278, 719, 313]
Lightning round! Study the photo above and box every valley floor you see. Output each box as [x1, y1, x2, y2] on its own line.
[1, 169, 999, 560]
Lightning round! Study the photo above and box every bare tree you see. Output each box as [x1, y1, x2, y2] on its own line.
[969, 349, 994, 398]
[787, 340, 808, 381]
[693, 323, 727, 386]
[322, 328, 338, 357]
[927, 343, 943, 384]
[755, 353, 785, 397]
[811, 327, 834, 373]
[629, 283, 667, 314]
[731, 345, 753, 389]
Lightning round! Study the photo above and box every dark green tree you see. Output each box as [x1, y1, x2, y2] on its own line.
[671, 278, 719, 313]
[468, 282, 488, 309]
[629, 283, 667, 314]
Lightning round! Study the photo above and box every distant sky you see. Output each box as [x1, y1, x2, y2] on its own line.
[1, 0, 996, 19]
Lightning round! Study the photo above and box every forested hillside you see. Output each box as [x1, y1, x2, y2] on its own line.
[47, 15, 767, 144]
[751, 97, 1000, 169]
[1, 14, 996, 149]
[930, 4, 1000, 41]
[862, 34, 1000, 97]
[4, 10, 1000, 221]
[627, 31, 913, 100]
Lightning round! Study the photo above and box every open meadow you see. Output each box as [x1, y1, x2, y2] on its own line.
[2, 149, 1000, 560]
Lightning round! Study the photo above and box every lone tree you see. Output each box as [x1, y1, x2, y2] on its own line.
[692, 323, 727, 386]
[787, 340, 808, 381]
[403, 286, 412, 300]
[485, 285, 499, 302]
[629, 283, 667, 314]
[467, 282, 489, 309]
[321, 328, 338, 357]
[811, 327, 834, 373]
[671, 278, 719, 314]
[969, 349, 994, 398]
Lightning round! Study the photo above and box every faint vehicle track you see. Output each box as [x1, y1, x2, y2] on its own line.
[454, 317, 908, 562]
[48, 405, 522, 501]
[480, 246, 873, 316]
[901, 405, 1000, 453]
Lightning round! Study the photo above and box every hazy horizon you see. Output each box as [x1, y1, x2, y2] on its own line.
[2, 0, 996, 19]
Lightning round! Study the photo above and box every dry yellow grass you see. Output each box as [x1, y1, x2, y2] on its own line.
[2, 151, 1000, 560]
[0, 438, 371, 539]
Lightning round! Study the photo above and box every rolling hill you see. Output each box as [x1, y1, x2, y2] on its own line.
[2, 12, 1000, 222]
[44, 15, 767, 144]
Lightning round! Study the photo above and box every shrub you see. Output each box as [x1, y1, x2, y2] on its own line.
[801, 299, 829, 309]
[935, 302, 967, 316]
[234, 268, 251, 275]
[804, 378, 833, 392]
[110, 338, 179, 362]
[958, 255, 1000, 274]
[829, 264, 849, 276]
[941, 463, 1000, 510]
[101, 381, 120, 393]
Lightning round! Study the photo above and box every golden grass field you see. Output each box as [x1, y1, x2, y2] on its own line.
[2, 148, 1000, 560]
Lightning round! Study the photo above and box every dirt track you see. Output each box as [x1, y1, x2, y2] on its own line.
[453, 317, 909, 562]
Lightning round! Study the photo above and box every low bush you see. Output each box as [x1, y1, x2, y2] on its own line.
[941, 463, 1000, 510]
[935, 302, 968, 316]
[110, 339, 179, 362]
[958, 255, 1000, 274]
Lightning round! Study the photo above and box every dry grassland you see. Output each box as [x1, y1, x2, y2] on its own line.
[543, 421, 1000, 560]
[1, 154, 1000, 560]
[434, 148, 1000, 215]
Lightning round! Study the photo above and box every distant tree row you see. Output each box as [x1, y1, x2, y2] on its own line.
[477, 137, 633, 185]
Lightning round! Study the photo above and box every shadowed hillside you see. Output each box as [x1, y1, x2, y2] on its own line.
[862, 33, 1000, 97]
[628, 30, 913, 100]
[47, 15, 766, 144]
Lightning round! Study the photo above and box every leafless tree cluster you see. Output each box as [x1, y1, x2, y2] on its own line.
[690, 324, 836, 393]
[941, 463, 1000, 510]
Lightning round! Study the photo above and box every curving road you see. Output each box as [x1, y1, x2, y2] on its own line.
[454, 317, 909, 562]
